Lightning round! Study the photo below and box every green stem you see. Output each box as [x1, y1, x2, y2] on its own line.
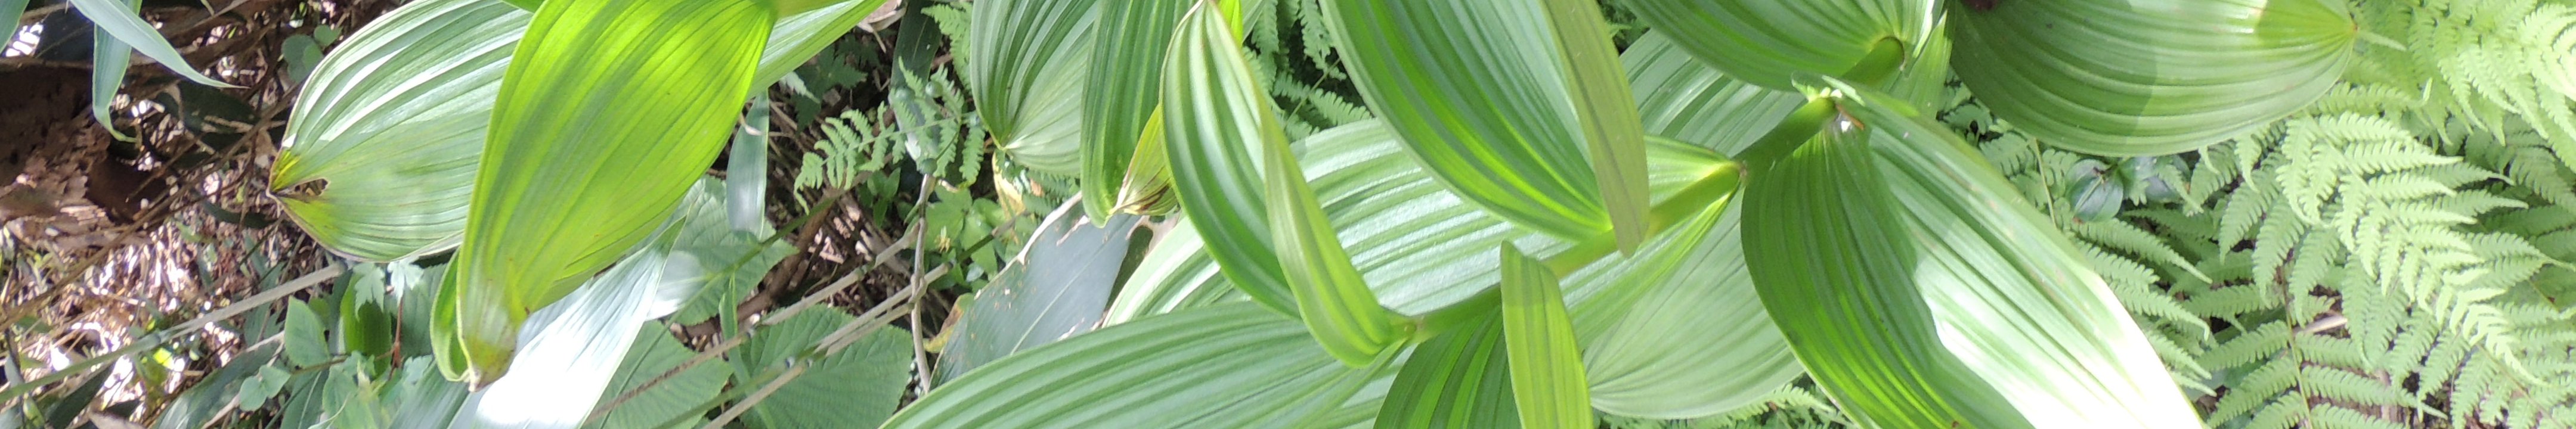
[1838, 37, 1908, 88]
[1734, 98, 1836, 172]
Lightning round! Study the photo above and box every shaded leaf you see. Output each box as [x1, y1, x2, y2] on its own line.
[731, 310, 912, 429]
[1624, 0, 1934, 90]
[934, 204, 1143, 384]
[1497, 243, 1590, 429]
[1080, 0, 1192, 217]
[963, 0, 1098, 176]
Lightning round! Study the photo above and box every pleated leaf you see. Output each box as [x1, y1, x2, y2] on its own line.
[963, 0, 1097, 176]
[1316, 0, 1611, 242]
[271, 0, 884, 262]
[1562, 201, 1798, 419]
[1949, 0, 2357, 156]
[1497, 244, 1591, 429]
[1375, 313, 1517, 429]
[1162, 0, 1296, 315]
[1623, 32, 1805, 156]
[1741, 82, 2200, 428]
[444, 0, 773, 384]
[1537, 0, 1651, 251]
[1114, 120, 1722, 319]
[1625, 0, 1931, 91]
[1080, 0, 1191, 217]
[883, 302, 1394, 428]
[1261, 74, 1407, 367]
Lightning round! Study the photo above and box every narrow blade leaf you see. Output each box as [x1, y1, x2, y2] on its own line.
[66, 0, 234, 87]
[1497, 243, 1590, 429]
[1538, 0, 1650, 251]
[1161, 0, 1297, 315]
[1081, 0, 1191, 217]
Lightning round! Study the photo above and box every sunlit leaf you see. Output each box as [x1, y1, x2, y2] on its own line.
[1624, 32, 1806, 156]
[442, 0, 773, 383]
[1949, 0, 2358, 155]
[1741, 81, 2201, 428]
[1317, 0, 1611, 242]
[1497, 244, 1590, 429]
[271, 0, 887, 262]
[1162, 0, 1297, 315]
[1375, 313, 1517, 429]
[1625, 0, 1935, 91]
[884, 302, 1394, 428]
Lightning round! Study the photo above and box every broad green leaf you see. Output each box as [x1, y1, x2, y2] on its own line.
[1376, 314, 1517, 429]
[1114, 120, 1718, 320]
[1317, 0, 1611, 242]
[85, 0, 138, 139]
[1080, 0, 1191, 217]
[584, 324, 725, 429]
[151, 344, 279, 429]
[964, 0, 1097, 176]
[1161, 0, 1296, 315]
[1561, 201, 1798, 419]
[1624, 32, 1804, 156]
[1625, 0, 1935, 91]
[1741, 82, 2200, 428]
[340, 264, 397, 359]
[884, 302, 1394, 428]
[233, 365, 290, 412]
[445, 0, 773, 384]
[1497, 244, 1590, 429]
[934, 204, 1144, 384]
[730, 310, 913, 429]
[451, 179, 730, 427]
[757, 0, 892, 89]
[271, 0, 884, 262]
[65, 0, 234, 87]
[1538, 0, 1651, 251]
[1949, 0, 2357, 156]
[381, 357, 471, 429]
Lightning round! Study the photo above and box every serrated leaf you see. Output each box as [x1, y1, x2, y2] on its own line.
[731, 310, 912, 429]
[1949, 0, 2358, 155]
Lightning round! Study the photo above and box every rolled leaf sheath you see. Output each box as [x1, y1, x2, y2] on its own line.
[447, 0, 773, 384]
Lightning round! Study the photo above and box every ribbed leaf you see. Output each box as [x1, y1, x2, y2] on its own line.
[1623, 32, 1804, 156]
[271, 0, 884, 262]
[1114, 121, 1722, 319]
[1538, 0, 1651, 251]
[964, 0, 1097, 176]
[1162, 0, 1296, 315]
[444, 0, 773, 384]
[1949, 0, 2357, 155]
[1562, 202, 1798, 419]
[883, 302, 1394, 428]
[1741, 82, 2200, 428]
[1497, 243, 1591, 429]
[934, 204, 1142, 384]
[1261, 73, 1407, 366]
[1375, 313, 1517, 429]
[1624, 0, 1933, 90]
[1316, 0, 1611, 242]
[1080, 0, 1191, 217]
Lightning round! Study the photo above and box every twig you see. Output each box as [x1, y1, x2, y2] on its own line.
[0, 263, 342, 409]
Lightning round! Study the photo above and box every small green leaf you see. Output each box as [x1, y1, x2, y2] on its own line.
[1497, 243, 1590, 429]
[234, 365, 292, 412]
[284, 300, 329, 368]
